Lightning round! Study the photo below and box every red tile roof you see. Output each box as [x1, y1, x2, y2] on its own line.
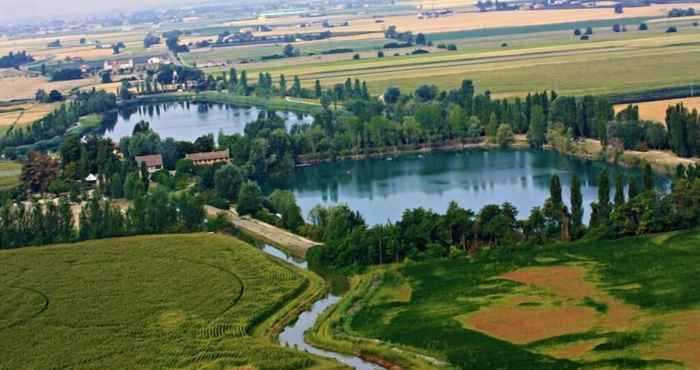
[135, 154, 163, 168]
[185, 150, 230, 162]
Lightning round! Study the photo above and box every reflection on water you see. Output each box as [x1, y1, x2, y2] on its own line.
[100, 102, 313, 142]
[263, 149, 666, 225]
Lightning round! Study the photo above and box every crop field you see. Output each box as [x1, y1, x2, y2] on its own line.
[0, 102, 57, 136]
[241, 4, 685, 38]
[181, 36, 388, 66]
[0, 233, 338, 370]
[615, 96, 700, 123]
[0, 75, 100, 101]
[341, 228, 700, 369]
[213, 30, 700, 97]
[0, 29, 157, 62]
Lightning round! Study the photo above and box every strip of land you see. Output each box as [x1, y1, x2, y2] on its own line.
[204, 205, 320, 258]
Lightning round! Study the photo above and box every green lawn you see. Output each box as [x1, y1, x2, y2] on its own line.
[332, 229, 700, 369]
[0, 233, 338, 370]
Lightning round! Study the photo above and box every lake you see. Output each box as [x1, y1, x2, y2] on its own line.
[263, 149, 664, 225]
[101, 102, 313, 142]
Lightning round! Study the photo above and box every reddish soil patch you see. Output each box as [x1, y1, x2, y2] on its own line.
[464, 305, 597, 344]
[501, 265, 597, 300]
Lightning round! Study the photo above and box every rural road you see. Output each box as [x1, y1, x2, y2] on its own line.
[204, 205, 320, 258]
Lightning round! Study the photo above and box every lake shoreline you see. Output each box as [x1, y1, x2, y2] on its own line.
[295, 137, 695, 176]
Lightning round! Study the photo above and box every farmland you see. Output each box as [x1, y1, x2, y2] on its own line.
[200, 16, 700, 97]
[615, 96, 700, 123]
[0, 102, 58, 136]
[322, 228, 700, 370]
[0, 75, 100, 101]
[0, 233, 343, 370]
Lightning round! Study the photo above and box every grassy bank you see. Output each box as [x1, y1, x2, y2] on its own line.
[0, 233, 342, 369]
[0, 160, 21, 191]
[326, 229, 700, 369]
[126, 91, 323, 114]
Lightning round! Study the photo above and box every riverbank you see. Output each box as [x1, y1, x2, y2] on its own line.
[296, 135, 695, 176]
[305, 267, 447, 370]
[563, 138, 699, 176]
[252, 249, 348, 370]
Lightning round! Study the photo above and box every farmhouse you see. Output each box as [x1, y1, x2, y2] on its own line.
[185, 150, 230, 166]
[134, 154, 164, 173]
[147, 57, 170, 65]
[103, 59, 134, 73]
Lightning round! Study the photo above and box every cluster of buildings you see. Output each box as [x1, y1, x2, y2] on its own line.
[135, 150, 231, 174]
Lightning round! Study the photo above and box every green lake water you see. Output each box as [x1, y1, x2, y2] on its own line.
[263, 148, 662, 225]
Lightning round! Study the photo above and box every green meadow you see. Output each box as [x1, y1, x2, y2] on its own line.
[321, 229, 700, 369]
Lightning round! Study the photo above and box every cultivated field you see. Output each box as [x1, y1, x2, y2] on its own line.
[0, 233, 339, 370]
[0, 75, 100, 101]
[335, 229, 700, 369]
[208, 29, 700, 97]
[615, 96, 700, 123]
[239, 4, 686, 37]
[0, 29, 158, 62]
[0, 102, 58, 136]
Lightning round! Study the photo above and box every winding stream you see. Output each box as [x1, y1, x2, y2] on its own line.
[257, 243, 385, 370]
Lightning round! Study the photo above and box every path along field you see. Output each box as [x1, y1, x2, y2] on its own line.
[0, 233, 342, 370]
[204, 205, 321, 258]
[333, 228, 700, 369]
[615, 96, 700, 123]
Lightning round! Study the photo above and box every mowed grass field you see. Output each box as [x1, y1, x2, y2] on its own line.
[0, 233, 339, 370]
[615, 96, 700, 123]
[342, 229, 700, 369]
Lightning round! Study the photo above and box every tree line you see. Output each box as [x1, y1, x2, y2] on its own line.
[308, 164, 700, 269]
[1, 90, 117, 155]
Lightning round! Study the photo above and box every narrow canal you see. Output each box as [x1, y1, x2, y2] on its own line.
[257, 243, 385, 370]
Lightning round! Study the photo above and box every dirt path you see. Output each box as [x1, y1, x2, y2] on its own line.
[204, 205, 320, 258]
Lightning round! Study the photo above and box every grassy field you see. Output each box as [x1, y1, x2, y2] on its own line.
[0, 233, 343, 370]
[0, 160, 21, 191]
[321, 228, 700, 369]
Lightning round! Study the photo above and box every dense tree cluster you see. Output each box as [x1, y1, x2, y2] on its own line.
[50, 68, 83, 81]
[0, 51, 34, 68]
[668, 7, 696, 17]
